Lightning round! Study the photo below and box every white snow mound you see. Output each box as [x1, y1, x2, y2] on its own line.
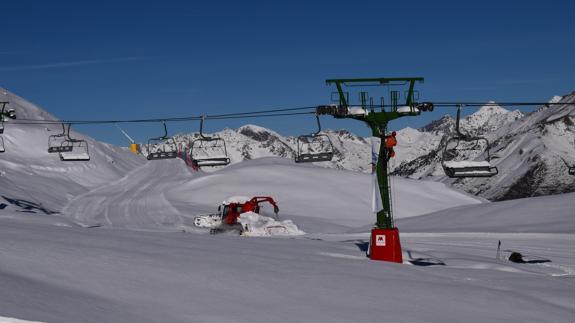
[0, 316, 45, 323]
[223, 196, 251, 204]
[238, 211, 305, 237]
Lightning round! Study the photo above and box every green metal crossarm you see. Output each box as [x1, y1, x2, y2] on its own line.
[325, 77, 424, 108]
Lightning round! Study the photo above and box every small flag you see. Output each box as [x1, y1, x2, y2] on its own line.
[371, 137, 383, 213]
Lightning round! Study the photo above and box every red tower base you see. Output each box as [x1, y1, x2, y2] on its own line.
[369, 227, 403, 263]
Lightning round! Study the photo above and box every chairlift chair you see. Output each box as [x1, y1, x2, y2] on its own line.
[0, 101, 17, 153]
[441, 106, 498, 178]
[48, 123, 74, 153]
[189, 117, 231, 167]
[146, 121, 178, 160]
[59, 124, 90, 161]
[294, 114, 334, 163]
[571, 140, 575, 175]
[0, 102, 16, 135]
[0, 108, 4, 152]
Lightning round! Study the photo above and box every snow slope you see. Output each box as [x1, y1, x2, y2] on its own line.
[0, 89, 144, 214]
[63, 157, 481, 233]
[1, 210, 574, 323]
[398, 192, 575, 233]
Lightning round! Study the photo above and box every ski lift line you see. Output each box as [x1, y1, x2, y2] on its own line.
[8, 110, 315, 125]
[8, 105, 320, 126]
[206, 106, 318, 118]
[12, 116, 203, 125]
[10, 112, 312, 125]
[431, 102, 575, 107]
[205, 111, 316, 120]
[6, 101, 575, 127]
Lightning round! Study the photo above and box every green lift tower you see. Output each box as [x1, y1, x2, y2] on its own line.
[317, 77, 433, 262]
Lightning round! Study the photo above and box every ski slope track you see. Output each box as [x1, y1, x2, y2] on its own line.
[62, 157, 481, 233]
[1, 88, 574, 322]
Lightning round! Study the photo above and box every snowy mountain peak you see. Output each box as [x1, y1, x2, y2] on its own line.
[420, 115, 455, 133]
[475, 101, 510, 114]
[0, 87, 58, 121]
[460, 102, 524, 135]
[537, 95, 566, 112]
[549, 95, 563, 104]
[237, 124, 284, 142]
[396, 127, 422, 142]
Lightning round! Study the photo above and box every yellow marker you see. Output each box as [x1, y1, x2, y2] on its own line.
[130, 143, 139, 154]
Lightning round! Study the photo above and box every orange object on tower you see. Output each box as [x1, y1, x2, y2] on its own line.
[385, 131, 397, 148]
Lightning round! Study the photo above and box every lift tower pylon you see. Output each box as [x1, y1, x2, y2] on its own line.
[317, 77, 433, 262]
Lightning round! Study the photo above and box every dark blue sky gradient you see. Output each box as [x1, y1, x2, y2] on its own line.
[1, 1, 574, 145]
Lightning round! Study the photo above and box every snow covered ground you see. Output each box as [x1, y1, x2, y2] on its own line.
[59, 157, 481, 233]
[2, 157, 574, 322]
[398, 192, 575, 233]
[1, 89, 574, 322]
[1, 210, 574, 322]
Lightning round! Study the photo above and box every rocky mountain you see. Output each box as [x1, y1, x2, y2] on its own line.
[392, 103, 526, 178]
[394, 94, 575, 200]
[171, 125, 373, 173]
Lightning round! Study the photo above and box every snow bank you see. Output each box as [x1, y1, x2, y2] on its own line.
[168, 158, 482, 234]
[396, 106, 419, 114]
[399, 192, 575, 233]
[238, 211, 305, 236]
[223, 196, 250, 204]
[0, 317, 45, 323]
[348, 106, 367, 116]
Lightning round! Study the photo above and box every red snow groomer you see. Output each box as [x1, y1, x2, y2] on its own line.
[194, 196, 279, 234]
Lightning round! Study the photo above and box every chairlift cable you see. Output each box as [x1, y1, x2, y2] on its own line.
[8, 106, 318, 125]
[206, 111, 316, 120]
[3, 101, 574, 127]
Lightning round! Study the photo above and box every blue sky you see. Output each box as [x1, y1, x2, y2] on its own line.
[1, 0, 574, 145]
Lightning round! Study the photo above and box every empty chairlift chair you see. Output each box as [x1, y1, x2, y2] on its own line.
[48, 123, 73, 153]
[0, 101, 16, 153]
[59, 124, 90, 161]
[570, 140, 575, 175]
[0, 113, 4, 153]
[189, 117, 230, 167]
[146, 121, 178, 160]
[441, 106, 498, 178]
[295, 114, 334, 163]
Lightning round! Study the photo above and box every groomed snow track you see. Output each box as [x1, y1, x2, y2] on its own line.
[61, 159, 198, 230]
